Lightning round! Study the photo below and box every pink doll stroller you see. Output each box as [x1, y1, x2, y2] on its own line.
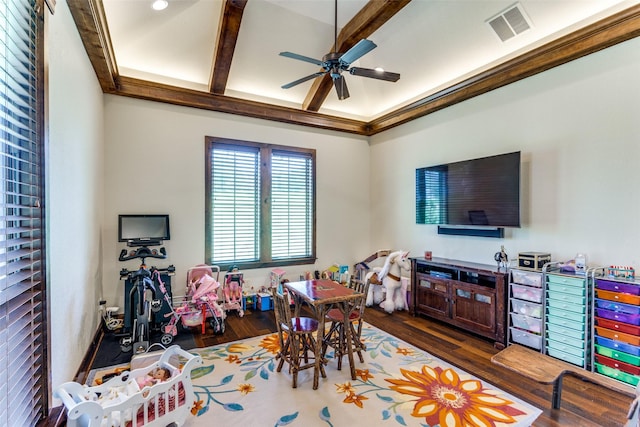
[161, 265, 226, 344]
[222, 265, 244, 317]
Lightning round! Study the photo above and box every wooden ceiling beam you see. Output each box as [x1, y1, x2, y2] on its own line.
[302, 0, 412, 112]
[116, 76, 369, 135]
[64, 1, 640, 137]
[210, 0, 248, 95]
[67, 0, 118, 92]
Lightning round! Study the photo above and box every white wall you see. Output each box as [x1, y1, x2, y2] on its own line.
[369, 36, 640, 269]
[48, 1, 105, 396]
[102, 98, 370, 308]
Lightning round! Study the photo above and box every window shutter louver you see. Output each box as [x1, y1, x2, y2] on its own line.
[0, 0, 46, 425]
[210, 146, 260, 264]
[271, 151, 312, 260]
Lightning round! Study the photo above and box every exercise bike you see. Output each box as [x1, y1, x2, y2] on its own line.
[118, 244, 175, 354]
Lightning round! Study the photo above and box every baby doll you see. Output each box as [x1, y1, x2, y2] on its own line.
[225, 266, 243, 304]
[137, 366, 171, 389]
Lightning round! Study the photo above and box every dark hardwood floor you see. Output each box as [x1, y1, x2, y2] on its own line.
[89, 306, 634, 427]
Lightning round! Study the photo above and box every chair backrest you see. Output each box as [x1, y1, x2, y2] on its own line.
[347, 278, 370, 317]
[271, 287, 292, 333]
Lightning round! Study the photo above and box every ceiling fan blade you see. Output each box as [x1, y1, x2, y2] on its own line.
[281, 72, 326, 89]
[279, 51, 324, 67]
[338, 39, 377, 67]
[333, 75, 350, 100]
[349, 67, 400, 82]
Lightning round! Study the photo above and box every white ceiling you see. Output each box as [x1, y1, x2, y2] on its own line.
[102, 0, 638, 121]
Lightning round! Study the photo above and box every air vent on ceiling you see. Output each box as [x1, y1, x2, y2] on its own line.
[488, 3, 531, 42]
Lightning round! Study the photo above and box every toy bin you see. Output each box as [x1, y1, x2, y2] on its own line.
[511, 270, 543, 287]
[257, 292, 272, 311]
[509, 327, 542, 350]
[511, 299, 542, 318]
[243, 293, 257, 311]
[510, 283, 543, 303]
[510, 312, 542, 334]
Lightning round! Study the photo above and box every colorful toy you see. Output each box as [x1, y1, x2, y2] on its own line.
[161, 265, 226, 343]
[223, 265, 245, 317]
[365, 250, 411, 314]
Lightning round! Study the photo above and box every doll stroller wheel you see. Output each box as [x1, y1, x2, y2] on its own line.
[120, 336, 132, 353]
[209, 316, 225, 334]
[160, 333, 174, 345]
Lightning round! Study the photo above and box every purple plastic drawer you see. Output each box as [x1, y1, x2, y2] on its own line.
[595, 298, 640, 315]
[596, 308, 640, 326]
[596, 279, 640, 295]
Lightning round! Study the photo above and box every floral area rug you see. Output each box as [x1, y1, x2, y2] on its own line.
[183, 323, 541, 427]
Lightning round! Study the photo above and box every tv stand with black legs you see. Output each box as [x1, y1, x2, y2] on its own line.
[411, 257, 508, 349]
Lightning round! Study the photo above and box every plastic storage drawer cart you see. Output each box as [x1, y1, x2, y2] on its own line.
[594, 277, 640, 387]
[507, 268, 544, 350]
[544, 269, 592, 368]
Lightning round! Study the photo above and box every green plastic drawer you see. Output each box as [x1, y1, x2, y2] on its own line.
[546, 331, 585, 349]
[546, 338, 585, 358]
[546, 347, 585, 367]
[546, 274, 585, 288]
[547, 307, 586, 323]
[546, 281, 586, 297]
[547, 298, 587, 314]
[547, 314, 585, 331]
[595, 344, 640, 366]
[546, 290, 586, 306]
[546, 322, 585, 339]
[595, 363, 640, 386]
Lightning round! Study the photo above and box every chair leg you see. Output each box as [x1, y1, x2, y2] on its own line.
[290, 335, 300, 388]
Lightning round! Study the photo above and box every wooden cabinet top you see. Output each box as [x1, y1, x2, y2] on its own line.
[412, 256, 508, 276]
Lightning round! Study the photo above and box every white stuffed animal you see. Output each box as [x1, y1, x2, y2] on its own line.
[365, 250, 410, 314]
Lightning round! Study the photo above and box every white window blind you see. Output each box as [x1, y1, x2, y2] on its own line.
[271, 151, 312, 260]
[206, 138, 315, 269]
[210, 145, 260, 264]
[0, 0, 46, 425]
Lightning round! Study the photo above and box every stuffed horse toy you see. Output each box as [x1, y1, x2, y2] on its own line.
[365, 250, 410, 314]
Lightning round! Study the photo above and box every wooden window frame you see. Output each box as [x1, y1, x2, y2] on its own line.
[205, 137, 316, 271]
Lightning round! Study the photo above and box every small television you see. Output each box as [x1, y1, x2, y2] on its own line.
[118, 214, 170, 245]
[416, 151, 521, 228]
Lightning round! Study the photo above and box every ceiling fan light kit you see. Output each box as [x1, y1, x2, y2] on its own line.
[279, 0, 400, 101]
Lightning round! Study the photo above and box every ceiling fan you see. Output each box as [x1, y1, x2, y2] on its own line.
[279, 0, 400, 101]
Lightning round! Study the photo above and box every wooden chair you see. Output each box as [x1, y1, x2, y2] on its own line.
[322, 278, 370, 371]
[271, 287, 324, 388]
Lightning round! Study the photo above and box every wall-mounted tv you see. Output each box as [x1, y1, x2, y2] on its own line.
[416, 151, 521, 228]
[118, 214, 171, 244]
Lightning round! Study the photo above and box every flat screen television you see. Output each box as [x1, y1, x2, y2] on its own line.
[416, 151, 521, 227]
[118, 214, 171, 244]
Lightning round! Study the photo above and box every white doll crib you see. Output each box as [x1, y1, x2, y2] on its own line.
[55, 345, 202, 427]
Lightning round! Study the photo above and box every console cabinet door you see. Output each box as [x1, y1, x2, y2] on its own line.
[415, 274, 450, 319]
[452, 283, 495, 335]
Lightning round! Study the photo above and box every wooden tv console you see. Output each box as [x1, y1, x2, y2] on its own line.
[411, 257, 508, 348]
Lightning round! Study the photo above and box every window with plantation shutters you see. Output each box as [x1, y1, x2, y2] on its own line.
[206, 137, 315, 270]
[0, 0, 47, 425]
